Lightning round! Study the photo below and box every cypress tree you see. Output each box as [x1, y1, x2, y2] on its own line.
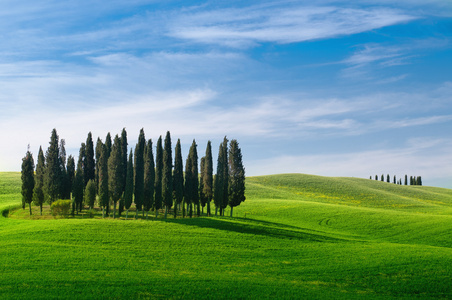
[417, 176, 422, 186]
[375, 175, 378, 180]
[72, 160, 84, 215]
[228, 139, 245, 217]
[119, 128, 128, 216]
[84, 132, 95, 187]
[108, 135, 123, 219]
[33, 146, 45, 215]
[386, 174, 390, 183]
[199, 156, 206, 214]
[162, 131, 173, 219]
[173, 139, 184, 218]
[105, 132, 112, 159]
[404, 175, 408, 185]
[134, 129, 145, 218]
[84, 179, 97, 210]
[95, 138, 103, 191]
[191, 140, 199, 217]
[21, 148, 35, 215]
[59, 139, 69, 199]
[154, 136, 163, 218]
[214, 143, 224, 216]
[45, 129, 61, 204]
[98, 144, 109, 218]
[124, 150, 134, 219]
[220, 137, 229, 216]
[143, 139, 155, 219]
[393, 175, 396, 184]
[66, 155, 75, 199]
[184, 142, 198, 218]
[203, 141, 213, 216]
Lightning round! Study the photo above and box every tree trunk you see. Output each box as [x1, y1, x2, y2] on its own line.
[146, 211, 148, 220]
[155, 209, 159, 220]
[230, 206, 233, 217]
[29, 203, 32, 216]
[136, 209, 139, 219]
[40, 204, 43, 216]
[126, 209, 129, 220]
[113, 202, 117, 219]
[102, 207, 105, 218]
[207, 201, 210, 217]
[164, 206, 168, 219]
[215, 206, 218, 216]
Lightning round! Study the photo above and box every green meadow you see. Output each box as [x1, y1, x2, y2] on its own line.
[1, 172, 452, 299]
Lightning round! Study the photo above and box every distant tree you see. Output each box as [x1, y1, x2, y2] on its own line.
[33, 146, 45, 215]
[417, 176, 422, 186]
[173, 139, 184, 218]
[163, 131, 173, 219]
[84, 179, 97, 210]
[369, 176, 372, 180]
[118, 128, 128, 216]
[191, 140, 199, 216]
[199, 156, 207, 214]
[393, 175, 396, 184]
[228, 140, 246, 217]
[154, 136, 163, 218]
[21, 149, 35, 215]
[108, 135, 123, 219]
[84, 132, 95, 187]
[124, 150, 134, 219]
[105, 133, 112, 159]
[66, 155, 75, 199]
[143, 139, 155, 219]
[134, 129, 145, 218]
[381, 174, 384, 182]
[72, 160, 84, 215]
[45, 129, 62, 204]
[386, 174, 390, 183]
[59, 139, 69, 199]
[410, 176, 413, 185]
[203, 141, 214, 216]
[404, 174, 408, 185]
[375, 175, 378, 180]
[98, 144, 109, 218]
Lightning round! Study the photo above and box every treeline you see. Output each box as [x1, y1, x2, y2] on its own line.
[21, 128, 245, 218]
[369, 174, 422, 186]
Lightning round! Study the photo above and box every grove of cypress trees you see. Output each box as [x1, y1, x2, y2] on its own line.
[33, 146, 45, 215]
[154, 136, 163, 218]
[21, 149, 35, 215]
[124, 150, 134, 219]
[98, 144, 109, 218]
[173, 139, 184, 218]
[203, 141, 213, 217]
[45, 129, 61, 204]
[143, 139, 155, 219]
[134, 129, 145, 218]
[228, 139, 246, 217]
[108, 135, 123, 219]
[163, 131, 173, 219]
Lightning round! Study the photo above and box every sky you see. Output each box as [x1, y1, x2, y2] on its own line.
[1, 0, 451, 188]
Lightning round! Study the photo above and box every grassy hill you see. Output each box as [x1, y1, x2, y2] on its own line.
[1, 172, 452, 299]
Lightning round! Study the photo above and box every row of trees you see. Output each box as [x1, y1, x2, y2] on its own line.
[21, 128, 245, 218]
[369, 174, 422, 186]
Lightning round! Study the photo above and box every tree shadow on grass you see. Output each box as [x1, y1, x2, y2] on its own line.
[164, 217, 345, 243]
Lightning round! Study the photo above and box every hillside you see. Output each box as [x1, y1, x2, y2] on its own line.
[1, 172, 452, 299]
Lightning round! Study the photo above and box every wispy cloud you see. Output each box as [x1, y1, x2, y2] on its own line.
[168, 4, 417, 47]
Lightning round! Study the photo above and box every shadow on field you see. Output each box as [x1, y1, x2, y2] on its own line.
[164, 217, 343, 243]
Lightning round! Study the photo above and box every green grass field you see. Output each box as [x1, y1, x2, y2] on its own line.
[1, 172, 452, 299]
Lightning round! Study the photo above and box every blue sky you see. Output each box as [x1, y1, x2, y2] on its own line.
[1, 0, 451, 187]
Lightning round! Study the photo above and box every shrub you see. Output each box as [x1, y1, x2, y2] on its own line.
[51, 200, 72, 217]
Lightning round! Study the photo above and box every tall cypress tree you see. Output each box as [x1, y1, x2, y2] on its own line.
[108, 135, 123, 219]
[228, 139, 246, 217]
[154, 136, 163, 218]
[33, 146, 45, 215]
[199, 156, 207, 214]
[98, 144, 109, 218]
[105, 133, 112, 159]
[203, 141, 213, 216]
[45, 129, 61, 204]
[124, 150, 134, 219]
[143, 139, 155, 219]
[173, 139, 184, 218]
[95, 138, 103, 192]
[66, 155, 75, 200]
[214, 143, 224, 216]
[72, 160, 84, 215]
[404, 174, 408, 185]
[119, 128, 128, 216]
[191, 140, 199, 217]
[184, 146, 193, 218]
[21, 149, 35, 215]
[85, 132, 95, 187]
[134, 129, 145, 218]
[220, 137, 229, 216]
[59, 139, 69, 199]
[184, 140, 198, 217]
[162, 131, 173, 219]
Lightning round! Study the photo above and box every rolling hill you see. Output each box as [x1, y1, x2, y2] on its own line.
[1, 172, 452, 299]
